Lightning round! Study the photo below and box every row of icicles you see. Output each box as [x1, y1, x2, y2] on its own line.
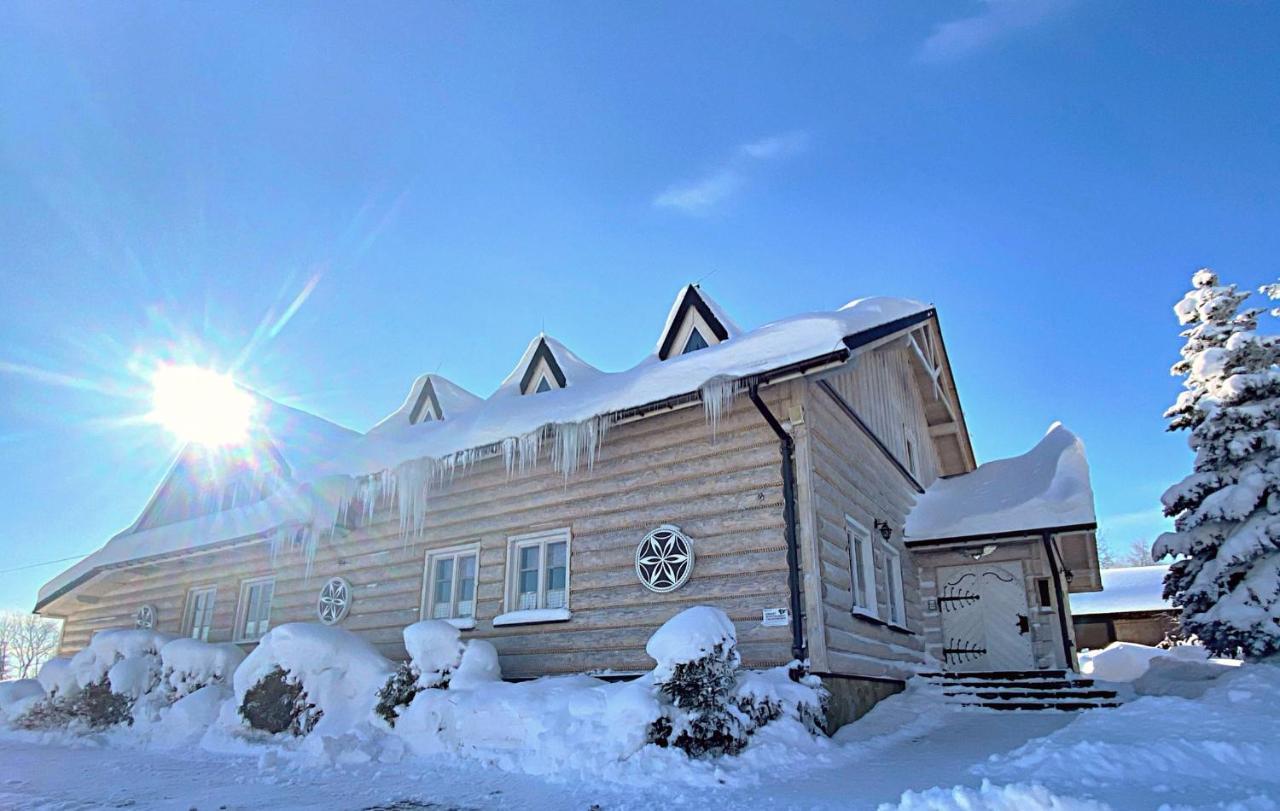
[282, 377, 750, 578]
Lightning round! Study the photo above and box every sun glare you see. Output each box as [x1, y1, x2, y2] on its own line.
[149, 364, 254, 445]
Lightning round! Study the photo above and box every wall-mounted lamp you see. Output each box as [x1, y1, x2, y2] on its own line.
[874, 519, 894, 541]
[968, 544, 998, 560]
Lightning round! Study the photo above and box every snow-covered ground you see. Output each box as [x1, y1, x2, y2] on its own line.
[2, 645, 1275, 811]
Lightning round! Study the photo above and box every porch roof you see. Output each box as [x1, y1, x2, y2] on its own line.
[904, 423, 1096, 543]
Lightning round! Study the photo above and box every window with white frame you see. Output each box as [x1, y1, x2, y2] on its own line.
[846, 517, 877, 617]
[183, 586, 217, 641]
[880, 544, 906, 627]
[424, 545, 479, 621]
[508, 529, 570, 611]
[235, 577, 275, 642]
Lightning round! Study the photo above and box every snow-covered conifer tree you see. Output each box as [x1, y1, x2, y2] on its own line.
[1155, 269, 1280, 659]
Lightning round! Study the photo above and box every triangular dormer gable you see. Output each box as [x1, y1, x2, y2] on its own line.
[655, 284, 740, 360]
[368, 374, 482, 436]
[519, 337, 568, 395]
[496, 334, 601, 397]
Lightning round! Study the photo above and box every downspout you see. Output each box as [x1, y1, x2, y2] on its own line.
[747, 384, 807, 664]
[1041, 531, 1075, 670]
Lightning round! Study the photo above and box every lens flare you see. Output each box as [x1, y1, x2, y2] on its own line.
[149, 364, 254, 445]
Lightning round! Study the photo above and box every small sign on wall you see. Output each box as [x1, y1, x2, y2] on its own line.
[761, 607, 790, 627]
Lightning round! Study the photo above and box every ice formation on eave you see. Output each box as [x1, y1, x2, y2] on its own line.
[904, 422, 1096, 542]
[40, 294, 931, 605]
[1070, 564, 1174, 617]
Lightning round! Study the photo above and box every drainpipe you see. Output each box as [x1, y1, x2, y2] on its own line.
[1041, 531, 1075, 670]
[747, 384, 807, 664]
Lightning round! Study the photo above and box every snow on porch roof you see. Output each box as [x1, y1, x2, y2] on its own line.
[904, 423, 1096, 543]
[324, 296, 934, 478]
[1070, 564, 1174, 616]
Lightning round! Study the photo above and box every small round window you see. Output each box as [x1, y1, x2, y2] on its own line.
[635, 525, 695, 593]
[316, 577, 352, 625]
[135, 604, 157, 630]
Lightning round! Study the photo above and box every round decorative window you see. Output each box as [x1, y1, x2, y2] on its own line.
[635, 524, 695, 593]
[316, 576, 352, 625]
[135, 604, 157, 630]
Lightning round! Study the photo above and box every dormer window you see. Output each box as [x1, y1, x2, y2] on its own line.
[656, 284, 737, 361]
[683, 327, 710, 355]
[519, 338, 568, 395]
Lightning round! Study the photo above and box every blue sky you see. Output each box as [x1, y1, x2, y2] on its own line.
[2, 2, 1279, 612]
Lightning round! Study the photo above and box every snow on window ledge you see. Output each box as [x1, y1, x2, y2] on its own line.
[443, 617, 477, 630]
[492, 608, 572, 627]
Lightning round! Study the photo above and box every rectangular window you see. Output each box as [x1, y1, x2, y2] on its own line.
[424, 545, 479, 621]
[1036, 577, 1054, 608]
[235, 577, 275, 642]
[846, 517, 877, 617]
[183, 586, 217, 641]
[881, 545, 906, 627]
[507, 529, 571, 612]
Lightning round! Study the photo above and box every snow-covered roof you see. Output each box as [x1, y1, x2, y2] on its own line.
[326, 296, 932, 478]
[1070, 564, 1174, 617]
[39, 292, 934, 610]
[37, 390, 358, 609]
[246, 391, 362, 481]
[905, 423, 1096, 543]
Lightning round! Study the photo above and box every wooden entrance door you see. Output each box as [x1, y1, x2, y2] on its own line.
[937, 561, 1035, 672]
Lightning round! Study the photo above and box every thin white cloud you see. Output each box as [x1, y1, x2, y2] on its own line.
[917, 0, 1070, 64]
[654, 131, 808, 215]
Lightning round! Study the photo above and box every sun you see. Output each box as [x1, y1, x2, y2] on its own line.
[149, 364, 254, 445]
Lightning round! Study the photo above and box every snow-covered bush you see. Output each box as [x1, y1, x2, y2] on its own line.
[450, 639, 501, 689]
[233, 622, 393, 738]
[1157, 269, 1280, 659]
[374, 662, 422, 727]
[645, 607, 747, 758]
[36, 656, 78, 700]
[376, 621, 499, 726]
[403, 620, 466, 688]
[160, 638, 245, 699]
[643, 606, 826, 758]
[0, 679, 44, 723]
[16, 629, 175, 730]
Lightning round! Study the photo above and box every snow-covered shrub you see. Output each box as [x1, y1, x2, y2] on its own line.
[644, 607, 827, 758]
[374, 662, 423, 727]
[0, 679, 44, 723]
[68, 629, 175, 690]
[233, 622, 393, 738]
[1157, 269, 1280, 659]
[36, 656, 78, 700]
[645, 607, 749, 758]
[376, 620, 485, 726]
[450, 639, 501, 689]
[17, 629, 174, 730]
[160, 638, 245, 699]
[403, 620, 466, 688]
[733, 667, 827, 736]
[239, 665, 321, 736]
[72, 675, 136, 728]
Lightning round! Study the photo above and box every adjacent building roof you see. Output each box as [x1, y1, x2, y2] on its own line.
[1070, 564, 1174, 617]
[904, 422, 1096, 543]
